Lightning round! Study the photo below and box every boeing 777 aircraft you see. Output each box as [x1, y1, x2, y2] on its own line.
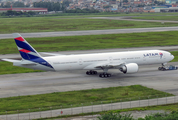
[2, 33, 174, 78]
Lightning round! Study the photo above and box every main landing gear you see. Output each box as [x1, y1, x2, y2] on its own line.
[86, 70, 111, 78]
[86, 70, 97, 75]
[99, 73, 111, 78]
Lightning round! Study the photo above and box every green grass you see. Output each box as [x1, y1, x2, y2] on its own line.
[0, 85, 173, 115]
[170, 51, 178, 62]
[0, 62, 42, 75]
[133, 16, 178, 21]
[2, 12, 178, 18]
[1, 31, 178, 54]
[0, 17, 178, 33]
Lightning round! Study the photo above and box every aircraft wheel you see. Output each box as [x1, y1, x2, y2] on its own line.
[86, 71, 97, 75]
[104, 74, 108, 77]
[101, 74, 105, 78]
[162, 68, 166, 71]
[158, 67, 162, 70]
[107, 74, 111, 77]
[90, 71, 94, 75]
[99, 74, 102, 77]
[99, 74, 105, 78]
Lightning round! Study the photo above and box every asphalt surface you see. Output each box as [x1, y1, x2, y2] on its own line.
[1, 26, 178, 39]
[0, 62, 178, 98]
[90, 16, 178, 23]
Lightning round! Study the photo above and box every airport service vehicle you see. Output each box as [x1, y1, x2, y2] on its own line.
[2, 33, 174, 78]
[158, 65, 177, 71]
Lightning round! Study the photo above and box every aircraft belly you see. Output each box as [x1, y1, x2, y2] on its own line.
[54, 64, 87, 71]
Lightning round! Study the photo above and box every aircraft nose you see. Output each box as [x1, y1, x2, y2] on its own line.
[171, 55, 174, 61]
[172, 55, 174, 60]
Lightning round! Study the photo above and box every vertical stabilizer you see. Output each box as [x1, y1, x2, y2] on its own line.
[13, 33, 42, 60]
[13, 33, 54, 69]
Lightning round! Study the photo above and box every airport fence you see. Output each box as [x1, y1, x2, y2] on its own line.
[0, 94, 177, 120]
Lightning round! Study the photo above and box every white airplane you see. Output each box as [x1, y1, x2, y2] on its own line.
[2, 33, 174, 78]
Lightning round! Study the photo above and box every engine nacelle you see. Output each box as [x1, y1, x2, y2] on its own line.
[120, 63, 139, 74]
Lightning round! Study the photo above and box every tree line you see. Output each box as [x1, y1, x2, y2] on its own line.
[0, 2, 30, 8]
[33, 1, 70, 11]
[64, 8, 100, 13]
[1, 10, 36, 17]
[0, 1, 70, 11]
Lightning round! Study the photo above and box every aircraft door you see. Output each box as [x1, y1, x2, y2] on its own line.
[79, 59, 83, 65]
[143, 56, 147, 64]
[163, 53, 166, 59]
[109, 57, 113, 63]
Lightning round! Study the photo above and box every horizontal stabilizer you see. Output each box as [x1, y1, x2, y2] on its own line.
[20, 60, 37, 65]
[2, 59, 21, 63]
[2, 59, 37, 65]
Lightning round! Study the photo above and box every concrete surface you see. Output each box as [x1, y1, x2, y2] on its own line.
[0, 62, 178, 98]
[90, 17, 178, 23]
[1, 26, 178, 39]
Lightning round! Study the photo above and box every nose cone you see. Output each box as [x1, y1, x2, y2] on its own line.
[172, 55, 175, 61]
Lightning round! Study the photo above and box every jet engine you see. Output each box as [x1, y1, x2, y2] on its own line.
[119, 63, 139, 74]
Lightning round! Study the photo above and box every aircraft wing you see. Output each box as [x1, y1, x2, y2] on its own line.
[84, 62, 125, 70]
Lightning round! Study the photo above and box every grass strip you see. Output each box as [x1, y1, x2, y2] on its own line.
[0, 17, 178, 33]
[40, 103, 178, 120]
[170, 51, 178, 62]
[3, 12, 178, 18]
[1, 31, 178, 54]
[133, 16, 178, 21]
[0, 85, 173, 115]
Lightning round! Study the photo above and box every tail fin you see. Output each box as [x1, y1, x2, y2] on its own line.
[13, 33, 42, 60]
[12, 33, 54, 70]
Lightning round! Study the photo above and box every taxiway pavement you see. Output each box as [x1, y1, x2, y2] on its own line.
[1, 26, 178, 39]
[90, 17, 178, 23]
[0, 62, 178, 98]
